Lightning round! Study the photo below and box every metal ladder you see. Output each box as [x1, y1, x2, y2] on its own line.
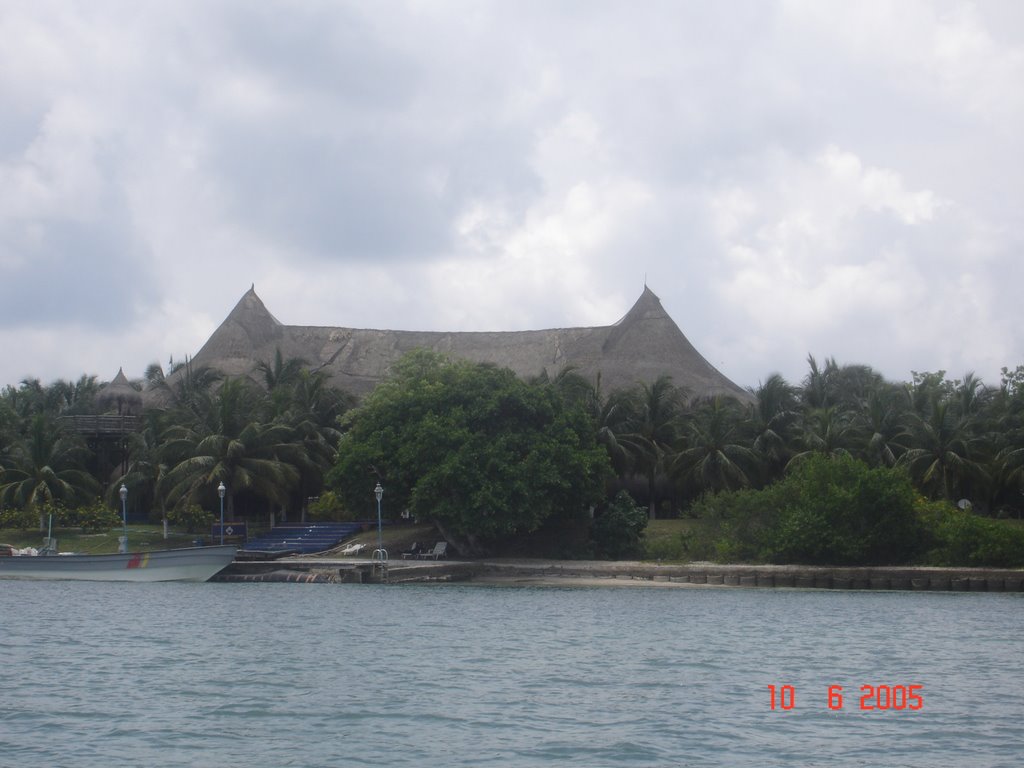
[372, 548, 389, 583]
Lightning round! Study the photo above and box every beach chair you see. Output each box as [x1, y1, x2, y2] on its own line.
[340, 542, 366, 556]
[417, 541, 447, 560]
[401, 542, 421, 559]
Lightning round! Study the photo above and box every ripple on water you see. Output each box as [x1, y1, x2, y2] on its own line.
[0, 582, 1021, 767]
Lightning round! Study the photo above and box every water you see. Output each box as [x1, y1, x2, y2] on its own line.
[1, 582, 1021, 767]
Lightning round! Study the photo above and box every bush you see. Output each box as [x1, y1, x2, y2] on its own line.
[168, 503, 214, 534]
[644, 532, 690, 561]
[919, 501, 1024, 567]
[0, 507, 38, 530]
[307, 491, 359, 522]
[590, 491, 648, 559]
[690, 487, 784, 562]
[62, 501, 122, 533]
[691, 455, 926, 565]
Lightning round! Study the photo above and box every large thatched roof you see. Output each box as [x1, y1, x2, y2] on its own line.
[181, 286, 750, 401]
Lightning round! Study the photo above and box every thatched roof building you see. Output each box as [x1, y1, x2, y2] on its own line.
[178, 285, 749, 401]
[96, 367, 142, 415]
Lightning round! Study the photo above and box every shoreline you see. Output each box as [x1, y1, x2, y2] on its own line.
[216, 556, 1024, 591]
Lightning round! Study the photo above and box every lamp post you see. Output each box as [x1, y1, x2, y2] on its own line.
[374, 482, 384, 558]
[119, 483, 128, 554]
[218, 481, 226, 545]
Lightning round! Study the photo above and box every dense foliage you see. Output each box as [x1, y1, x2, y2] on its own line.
[327, 351, 610, 553]
[691, 455, 926, 565]
[590, 490, 648, 559]
[3, 349, 1024, 565]
[0, 353, 353, 531]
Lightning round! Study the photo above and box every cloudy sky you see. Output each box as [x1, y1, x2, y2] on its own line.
[1, 1, 1021, 392]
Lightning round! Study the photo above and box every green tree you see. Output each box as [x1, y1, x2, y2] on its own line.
[899, 400, 985, 500]
[745, 373, 799, 484]
[328, 351, 610, 554]
[162, 379, 299, 520]
[673, 395, 758, 495]
[693, 454, 926, 565]
[590, 490, 647, 559]
[110, 409, 173, 529]
[606, 375, 687, 519]
[256, 347, 309, 420]
[0, 415, 99, 527]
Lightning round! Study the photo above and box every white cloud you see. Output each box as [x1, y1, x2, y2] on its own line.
[0, 1, 1021, 390]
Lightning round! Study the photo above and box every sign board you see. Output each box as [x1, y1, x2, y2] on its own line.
[212, 522, 247, 540]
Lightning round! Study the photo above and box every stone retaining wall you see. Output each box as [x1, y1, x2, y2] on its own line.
[472, 562, 1024, 591]
[214, 558, 1024, 591]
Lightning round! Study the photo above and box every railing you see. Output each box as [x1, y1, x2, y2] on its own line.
[58, 415, 139, 435]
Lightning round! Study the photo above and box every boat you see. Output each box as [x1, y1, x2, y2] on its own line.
[0, 544, 237, 582]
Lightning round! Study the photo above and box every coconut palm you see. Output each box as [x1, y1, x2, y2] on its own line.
[162, 379, 300, 521]
[788, 405, 860, 469]
[279, 370, 354, 518]
[256, 348, 309, 420]
[673, 395, 758, 495]
[899, 400, 986, 500]
[857, 387, 909, 468]
[109, 409, 174, 531]
[0, 415, 99, 525]
[145, 357, 222, 418]
[746, 373, 800, 483]
[608, 376, 687, 518]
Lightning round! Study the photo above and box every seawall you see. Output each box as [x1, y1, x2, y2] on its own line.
[214, 558, 1024, 591]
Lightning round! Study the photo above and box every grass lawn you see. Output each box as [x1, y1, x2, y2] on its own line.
[0, 525, 198, 554]
[642, 518, 708, 562]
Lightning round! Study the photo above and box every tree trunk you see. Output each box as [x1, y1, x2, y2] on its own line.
[431, 517, 486, 557]
[648, 474, 657, 520]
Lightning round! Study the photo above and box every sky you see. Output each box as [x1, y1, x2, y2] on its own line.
[1, 0, 1022, 392]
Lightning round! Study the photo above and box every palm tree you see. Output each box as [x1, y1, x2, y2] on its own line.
[673, 395, 758, 495]
[256, 348, 308, 420]
[746, 373, 800, 484]
[110, 409, 173, 534]
[145, 357, 222, 418]
[899, 400, 986, 500]
[609, 376, 687, 519]
[858, 387, 909, 468]
[162, 379, 300, 523]
[802, 355, 840, 409]
[0, 415, 99, 527]
[280, 370, 353, 519]
[788, 405, 860, 468]
[163, 420, 300, 521]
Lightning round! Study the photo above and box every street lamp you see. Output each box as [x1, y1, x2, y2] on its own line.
[119, 483, 128, 554]
[374, 482, 384, 558]
[217, 481, 226, 545]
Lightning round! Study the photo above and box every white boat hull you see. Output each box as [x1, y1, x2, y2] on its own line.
[0, 545, 237, 582]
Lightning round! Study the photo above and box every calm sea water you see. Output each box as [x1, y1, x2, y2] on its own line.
[0, 581, 1021, 767]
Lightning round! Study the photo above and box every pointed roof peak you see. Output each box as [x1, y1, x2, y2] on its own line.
[614, 285, 664, 326]
[98, 367, 141, 414]
[225, 286, 281, 326]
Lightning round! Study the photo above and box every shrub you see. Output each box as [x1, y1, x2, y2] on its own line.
[0, 507, 37, 530]
[766, 455, 924, 565]
[919, 501, 1024, 567]
[690, 455, 926, 565]
[591, 491, 648, 559]
[690, 487, 784, 562]
[63, 501, 122, 533]
[644, 532, 690, 561]
[307, 491, 358, 522]
[168, 503, 214, 534]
